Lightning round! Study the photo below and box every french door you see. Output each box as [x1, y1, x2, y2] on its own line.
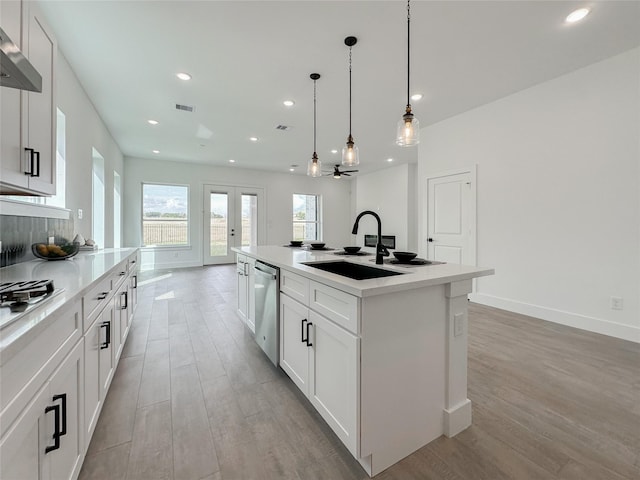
[203, 185, 264, 265]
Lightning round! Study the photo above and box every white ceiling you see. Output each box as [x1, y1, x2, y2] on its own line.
[38, 1, 640, 177]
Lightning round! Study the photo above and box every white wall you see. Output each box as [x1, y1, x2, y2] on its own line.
[354, 163, 417, 252]
[123, 157, 353, 269]
[57, 53, 124, 247]
[418, 48, 640, 342]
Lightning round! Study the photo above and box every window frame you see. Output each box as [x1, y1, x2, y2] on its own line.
[141, 182, 190, 248]
[292, 193, 322, 242]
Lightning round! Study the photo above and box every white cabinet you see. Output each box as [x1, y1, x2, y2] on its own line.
[0, 0, 57, 195]
[83, 299, 115, 443]
[236, 254, 256, 332]
[0, 340, 84, 480]
[279, 276, 359, 456]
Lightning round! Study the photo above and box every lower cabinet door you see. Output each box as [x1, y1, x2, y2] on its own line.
[47, 340, 84, 480]
[0, 384, 49, 480]
[308, 310, 359, 456]
[99, 302, 115, 400]
[84, 318, 101, 443]
[279, 295, 310, 395]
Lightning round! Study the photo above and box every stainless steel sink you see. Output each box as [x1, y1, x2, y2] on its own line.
[301, 261, 405, 280]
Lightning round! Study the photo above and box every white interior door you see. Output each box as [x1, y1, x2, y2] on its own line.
[426, 170, 476, 265]
[204, 185, 264, 265]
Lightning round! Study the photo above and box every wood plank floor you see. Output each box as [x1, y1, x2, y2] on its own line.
[80, 265, 640, 480]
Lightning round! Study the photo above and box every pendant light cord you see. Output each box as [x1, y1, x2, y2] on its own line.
[406, 0, 411, 107]
[349, 45, 353, 135]
[313, 78, 317, 154]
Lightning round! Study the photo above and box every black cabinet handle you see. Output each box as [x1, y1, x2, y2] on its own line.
[24, 148, 34, 175]
[32, 150, 40, 177]
[52, 393, 67, 436]
[428, 238, 434, 242]
[100, 321, 111, 349]
[121, 291, 128, 310]
[305, 322, 313, 347]
[44, 404, 61, 454]
[132, 275, 138, 289]
[301, 318, 307, 343]
[119, 271, 126, 276]
[97, 292, 108, 300]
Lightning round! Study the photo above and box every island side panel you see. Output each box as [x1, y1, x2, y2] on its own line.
[359, 284, 447, 476]
[444, 279, 473, 437]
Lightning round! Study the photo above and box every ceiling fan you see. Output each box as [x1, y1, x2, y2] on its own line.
[326, 164, 359, 179]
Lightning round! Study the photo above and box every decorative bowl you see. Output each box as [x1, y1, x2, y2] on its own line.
[392, 251, 417, 263]
[32, 243, 80, 260]
[310, 242, 326, 250]
[289, 240, 303, 247]
[343, 246, 361, 254]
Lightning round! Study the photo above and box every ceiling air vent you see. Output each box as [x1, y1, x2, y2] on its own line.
[176, 103, 194, 112]
[275, 124, 292, 131]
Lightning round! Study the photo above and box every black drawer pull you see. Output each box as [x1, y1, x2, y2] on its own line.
[121, 291, 128, 310]
[301, 318, 308, 343]
[305, 322, 313, 347]
[132, 275, 138, 289]
[44, 404, 61, 454]
[32, 150, 40, 177]
[119, 271, 126, 276]
[100, 321, 111, 349]
[97, 292, 108, 300]
[52, 393, 67, 436]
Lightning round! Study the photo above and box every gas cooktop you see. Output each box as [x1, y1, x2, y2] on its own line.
[0, 280, 64, 329]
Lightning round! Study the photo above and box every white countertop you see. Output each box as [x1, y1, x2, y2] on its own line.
[0, 248, 138, 362]
[233, 246, 494, 298]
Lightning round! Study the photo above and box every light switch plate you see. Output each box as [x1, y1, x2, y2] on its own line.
[78, 208, 83, 219]
[454, 313, 464, 337]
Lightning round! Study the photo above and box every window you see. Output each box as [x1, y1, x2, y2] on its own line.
[293, 194, 321, 241]
[92, 148, 105, 248]
[113, 171, 121, 248]
[142, 184, 189, 246]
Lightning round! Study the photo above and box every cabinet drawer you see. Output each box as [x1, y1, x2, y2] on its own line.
[83, 276, 113, 331]
[281, 270, 309, 305]
[111, 261, 128, 290]
[309, 281, 359, 334]
[0, 300, 81, 438]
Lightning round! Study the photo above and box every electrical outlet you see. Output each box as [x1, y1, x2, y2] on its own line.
[454, 313, 465, 337]
[77, 209, 83, 219]
[610, 297, 624, 311]
[48, 236, 55, 245]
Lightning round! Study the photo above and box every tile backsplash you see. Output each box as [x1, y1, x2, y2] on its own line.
[0, 215, 75, 267]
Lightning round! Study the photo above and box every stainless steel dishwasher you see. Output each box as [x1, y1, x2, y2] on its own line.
[253, 261, 279, 366]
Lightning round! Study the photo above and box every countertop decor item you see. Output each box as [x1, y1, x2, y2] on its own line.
[310, 242, 326, 250]
[396, 0, 420, 146]
[341, 36, 359, 167]
[343, 246, 361, 254]
[289, 240, 303, 247]
[393, 251, 417, 262]
[32, 242, 79, 260]
[307, 73, 322, 177]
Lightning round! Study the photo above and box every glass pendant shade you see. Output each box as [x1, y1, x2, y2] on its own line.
[396, 108, 420, 146]
[341, 135, 359, 167]
[307, 153, 322, 177]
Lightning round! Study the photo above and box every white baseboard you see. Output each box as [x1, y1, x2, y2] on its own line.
[470, 293, 640, 343]
[444, 399, 472, 437]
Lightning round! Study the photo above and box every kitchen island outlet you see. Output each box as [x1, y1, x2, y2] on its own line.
[234, 245, 494, 477]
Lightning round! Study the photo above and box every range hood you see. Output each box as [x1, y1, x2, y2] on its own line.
[0, 26, 42, 92]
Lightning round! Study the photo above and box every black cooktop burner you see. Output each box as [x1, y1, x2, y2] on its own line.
[0, 280, 55, 303]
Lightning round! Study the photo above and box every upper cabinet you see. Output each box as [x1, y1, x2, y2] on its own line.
[0, 0, 57, 196]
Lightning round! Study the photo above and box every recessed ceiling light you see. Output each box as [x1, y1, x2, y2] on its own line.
[148, 119, 159, 125]
[411, 93, 423, 101]
[152, 150, 160, 154]
[229, 159, 236, 163]
[565, 8, 590, 23]
[331, 149, 338, 154]
[387, 158, 394, 162]
[283, 100, 295, 107]
[249, 137, 259, 142]
[176, 72, 192, 81]
[289, 168, 295, 172]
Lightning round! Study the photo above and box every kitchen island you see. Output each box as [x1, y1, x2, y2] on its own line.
[234, 245, 494, 477]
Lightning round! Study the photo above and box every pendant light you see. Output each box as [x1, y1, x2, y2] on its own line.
[396, 0, 420, 146]
[342, 36, 359, 167]
[307, 73, 322, 177]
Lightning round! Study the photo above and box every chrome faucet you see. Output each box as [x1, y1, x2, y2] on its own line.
[351, 210, 389, 265]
